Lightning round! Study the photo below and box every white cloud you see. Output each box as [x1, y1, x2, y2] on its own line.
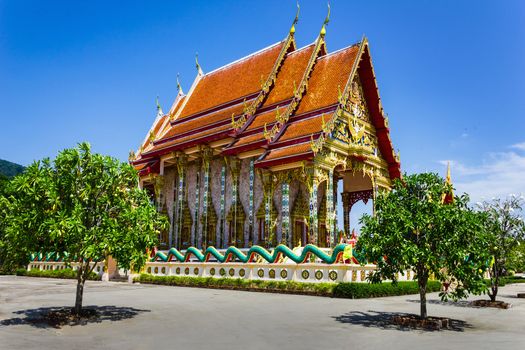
[512, 142, 525, 151]
[444, 145, 525, 203]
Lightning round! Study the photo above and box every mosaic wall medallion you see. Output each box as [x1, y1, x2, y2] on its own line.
[176, 267, 181, 274]
[219, 268, 226, 276]
[161, 267, 166, 274]
[360, 271, 366, 281]
[269, 269, 276, 279]
[302, 270, 310, 279]
[257, 269, 264, 278]
[352, 270, 357, 282]
[194, 267, 199, 275]
[210, 267, 216, 276]
[329, 270, 338, 281]
[229, 268, 235, 277]
[239, 269, 246, 277]
[147, 267, 152, 274]
[280, 269, 288, 279]
[315, 270, 323, 280]
[184, 267, 190, 275]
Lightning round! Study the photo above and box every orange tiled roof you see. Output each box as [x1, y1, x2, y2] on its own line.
[147, 123, 232, 154]
[262, 142, 312, 161]
[134, 37, 399, 180]
[163, 102, 245, 140]
[232, 133, 264, 147]
[262, 44, 315, 107]
[246, 109, 281, 131]
[295, 45, 359, 115]
[178, 41, 285, 119]
[276, 114, 325, 142]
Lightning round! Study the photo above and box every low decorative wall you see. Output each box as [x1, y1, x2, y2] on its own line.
[141, 261, 415, 284]
[27, 261, 105, 279]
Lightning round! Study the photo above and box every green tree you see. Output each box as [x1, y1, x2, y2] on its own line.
[0, 174, 10, 268]
[1, 143, 167, 314]
[357, 173, 490, 319]
[477, 195, 525, 301]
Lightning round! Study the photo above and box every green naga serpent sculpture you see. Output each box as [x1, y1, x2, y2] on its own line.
[152, 244, 363, 265]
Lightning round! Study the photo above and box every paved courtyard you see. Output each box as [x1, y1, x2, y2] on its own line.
[0, 276, 524, 350]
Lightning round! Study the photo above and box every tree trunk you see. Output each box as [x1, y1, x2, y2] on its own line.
[489, 263, 498, 302]
[73, 265, 85, 315]
[417, 266, 428, 319]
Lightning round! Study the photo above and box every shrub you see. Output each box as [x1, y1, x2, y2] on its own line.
[333, 280, 441, 299]
[16, 268, 100, 281]
[134, 274, 444, 299]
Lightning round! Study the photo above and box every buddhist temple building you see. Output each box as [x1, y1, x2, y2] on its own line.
[130, 7, 401, 251]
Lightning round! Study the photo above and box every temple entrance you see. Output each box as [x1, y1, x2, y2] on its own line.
[339, 172, 374, 236]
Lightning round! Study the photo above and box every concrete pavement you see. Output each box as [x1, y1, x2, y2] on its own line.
[0, 275, 524, 350]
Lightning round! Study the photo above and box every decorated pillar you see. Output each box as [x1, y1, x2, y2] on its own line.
[326, 169, 335, 247]
[333, 173, 339, 245]
[281, 181, 290, 246]
[201, 147, 212, 248]
[192, 161, 201, 248]
[174, 154, 187, 250]
[260, 170, 275, 246]
[153, 175, 164, 212]
[341, 192, 351, 235]
[220, 162, 226, 247]
[309, 181, 318, 245]
[248, 159, 255, 244]
[226, 157, 241, 246]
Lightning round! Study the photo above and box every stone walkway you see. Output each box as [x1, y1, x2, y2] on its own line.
[1, 276, 524, 350]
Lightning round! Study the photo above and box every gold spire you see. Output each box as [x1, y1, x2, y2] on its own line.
[176, 73, 182, 95]
[156, 96, 163, 118]
[320, 2, 331, 37]
[195, 52, 203, 75]
[441, 161, 454, 204]
[290, 1, 300, 35]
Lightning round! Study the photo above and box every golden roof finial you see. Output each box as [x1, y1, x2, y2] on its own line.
[156, 96, 163, 118]
[195, 52, 203, 75]
[176, 73, 182, 95]
[320, 1, 331, 37]
[290, 1, 300, 35]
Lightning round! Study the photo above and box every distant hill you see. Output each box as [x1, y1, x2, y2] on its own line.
[0, 159, 25, 178]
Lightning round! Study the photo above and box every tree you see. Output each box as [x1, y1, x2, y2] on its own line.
[1, 143, 167, 314]
[477, 195, 525, 301]
[356, 173, 490, 319]
[0, 174, 10, 268]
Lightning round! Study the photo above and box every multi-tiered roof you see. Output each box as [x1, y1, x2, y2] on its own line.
[132, 8, 400, 181]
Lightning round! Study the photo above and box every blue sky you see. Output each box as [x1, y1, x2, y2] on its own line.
[1, 0, 524, 221]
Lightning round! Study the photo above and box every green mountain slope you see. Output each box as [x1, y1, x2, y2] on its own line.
[0, 159, 25, 178]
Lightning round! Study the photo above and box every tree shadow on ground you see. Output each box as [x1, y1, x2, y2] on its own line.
[333, 310, 472, 332]
[0, 305, 150, 329]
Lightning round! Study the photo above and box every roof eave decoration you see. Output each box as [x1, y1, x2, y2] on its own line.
[169, 60, 205, 124]
[131, 97, 168, 163]
[231, 3, 300, 133]
[195, 53, 204, 76]
[262, 5, 330, 144]
[307, 37, 401, 181]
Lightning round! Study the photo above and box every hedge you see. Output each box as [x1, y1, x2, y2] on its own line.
[134, 274, 442, 299]
[15, 268, 100, 281]
[332, 280, 441, 298]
